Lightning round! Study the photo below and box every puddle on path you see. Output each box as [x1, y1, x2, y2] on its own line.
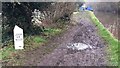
[67, 43, 92, 50]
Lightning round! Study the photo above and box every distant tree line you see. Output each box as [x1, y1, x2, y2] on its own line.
[88, 2, 119, 14]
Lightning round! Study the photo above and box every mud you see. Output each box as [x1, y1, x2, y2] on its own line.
[22, 12, 108, 66]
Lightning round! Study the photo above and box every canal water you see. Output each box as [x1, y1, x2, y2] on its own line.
[94, 11, 119, 39]
[85, 2, 119, 40]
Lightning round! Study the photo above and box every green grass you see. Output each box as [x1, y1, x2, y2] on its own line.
[44, 28, 62, 36]
[88, 11, 119, 66]
[33, 36, 46, 43]
[1, 45, 15, 60]
[1, 28, 62, 63]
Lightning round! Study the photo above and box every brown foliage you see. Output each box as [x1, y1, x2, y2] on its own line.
[43, 2, 76, 23]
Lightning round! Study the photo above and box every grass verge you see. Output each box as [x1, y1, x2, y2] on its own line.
[88, 11, 119, 66]
[1, 27, 62, 65]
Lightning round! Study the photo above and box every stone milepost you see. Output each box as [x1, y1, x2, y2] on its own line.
[13, 25, 24, 49]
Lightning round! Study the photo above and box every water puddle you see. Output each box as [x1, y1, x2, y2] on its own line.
[67, 43, 92, 50]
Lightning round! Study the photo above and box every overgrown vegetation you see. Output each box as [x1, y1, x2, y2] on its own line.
[2, 2, 79, 44]
[88, 11, 119, 66]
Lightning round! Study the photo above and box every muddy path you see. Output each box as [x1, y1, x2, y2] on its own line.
[22, 12, 108, 66]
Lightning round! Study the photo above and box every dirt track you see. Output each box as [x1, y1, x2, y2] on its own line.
[23, 12, 108, 66]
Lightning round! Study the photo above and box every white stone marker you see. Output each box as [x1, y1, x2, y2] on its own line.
[14, 25, 24, 49]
